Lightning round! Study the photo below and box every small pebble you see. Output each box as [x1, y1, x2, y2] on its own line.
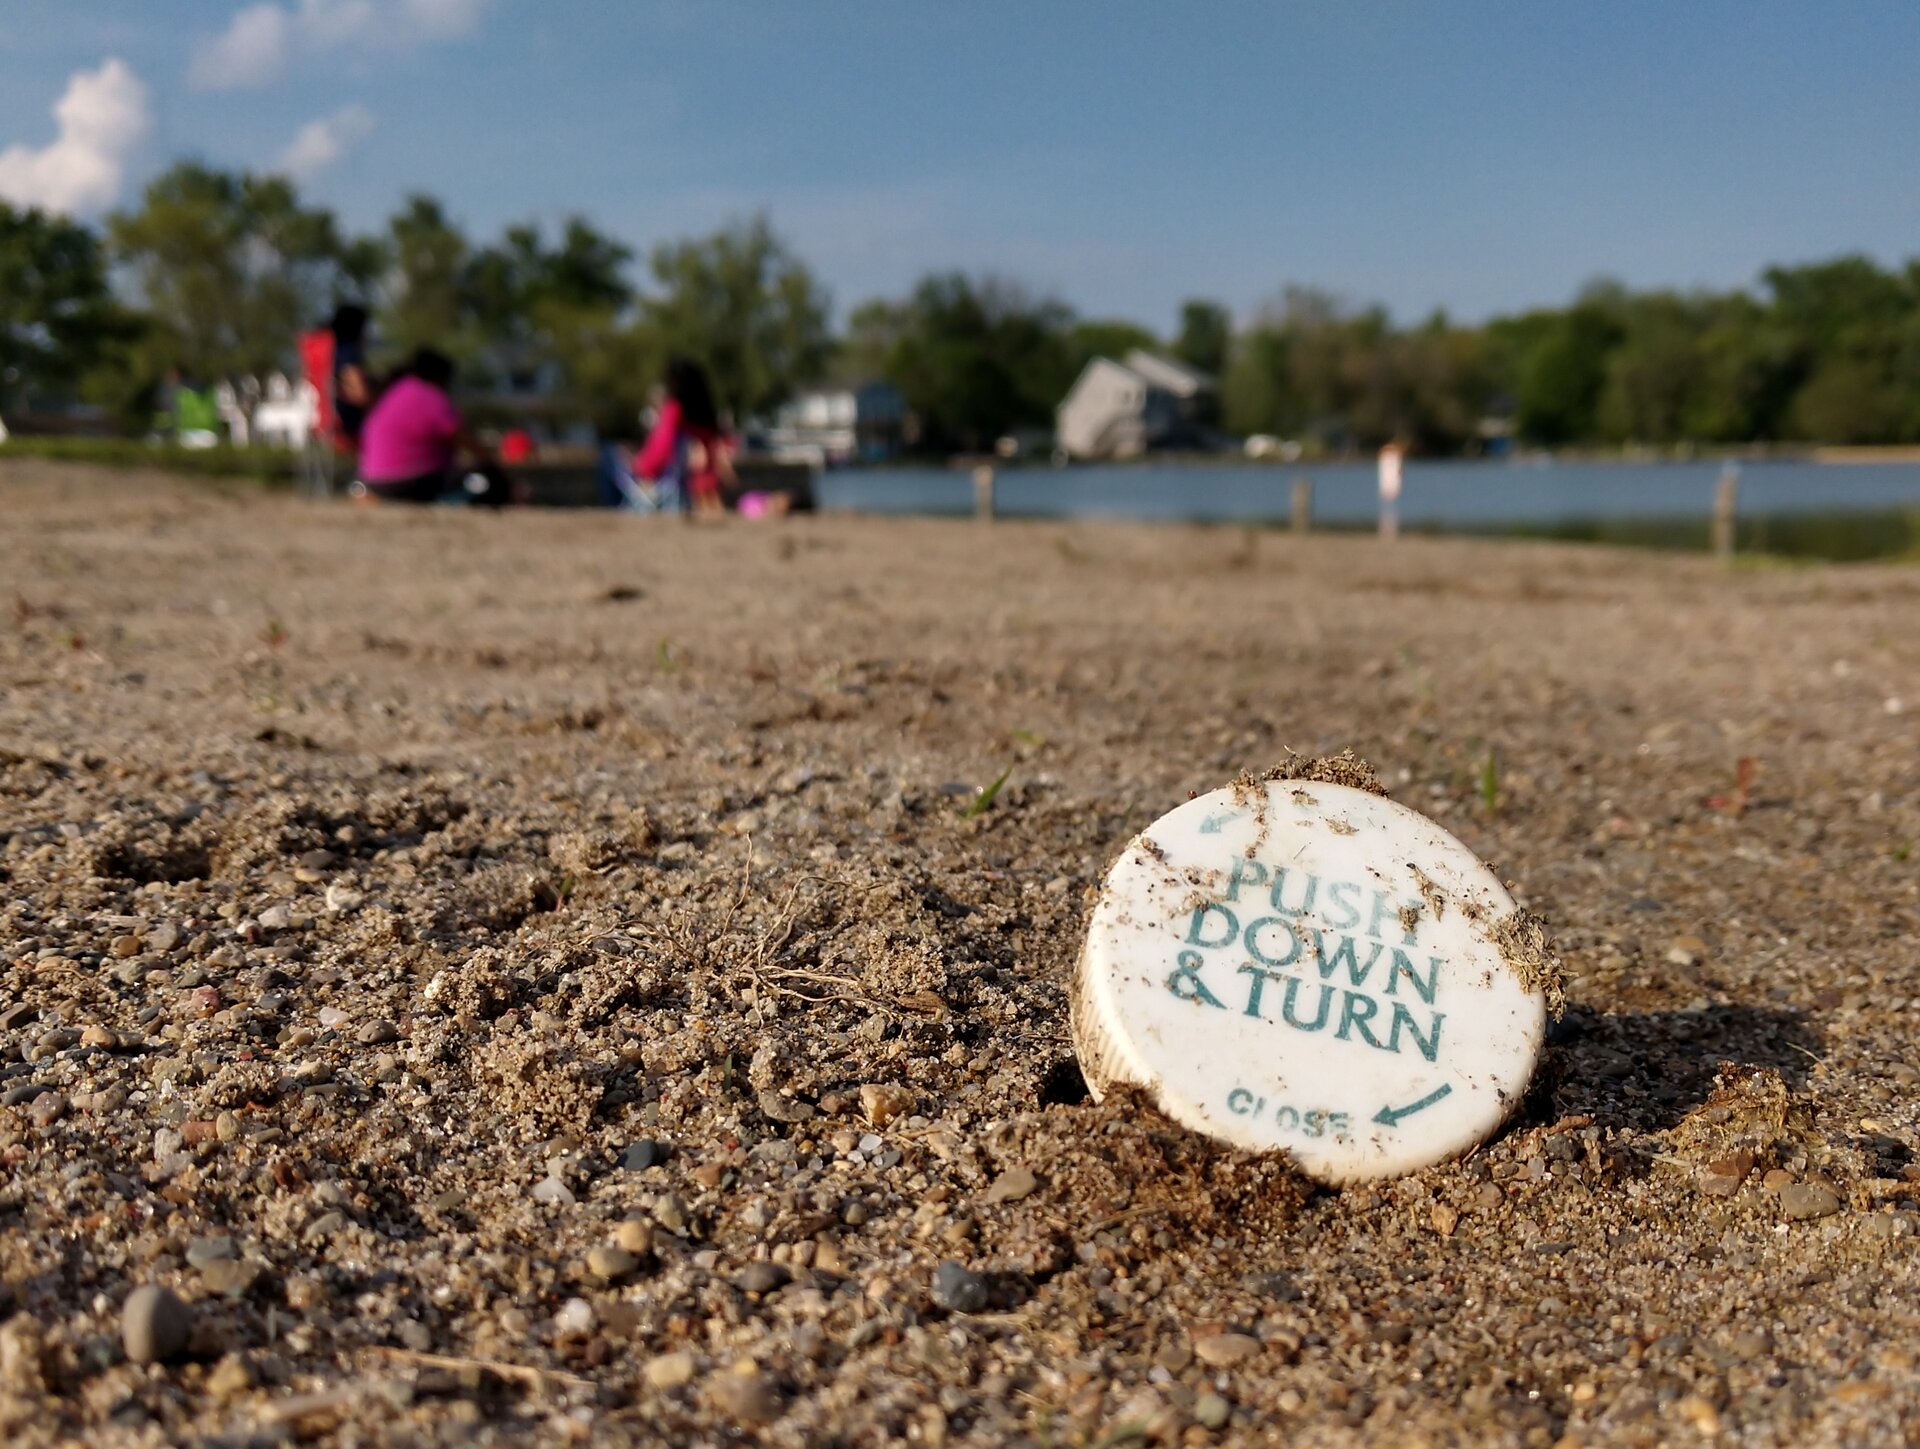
[737, 1261, 790, 1295]
[645, 1349, 696, 1390]
[1666, 934, 1707, 967]
[859, 1083, 912, 1126]
[984, 1166, 1038, 1204]
[931, 1260, 989, 1314]
[1781, 1183, 1842, 1220]
[621, 1139, 664, 1171]
[121, 1285, 192, 1365]
[553, 1297, 594, 1336]
[707, 1367, 782, 1425]
[185, 1236, 236, 1269]
[1193, 1332, 1261, 1367]
[304, 1211, 347, 1241]
[28, 1093, 65, 1128]
[1195, 1392, 1232, 1430]
[206, 1354, 254, 1398]
[1699, 1150, 1756, 1197]
[587, 1245, 640, 1280]
[758, 1090, 814, 1123]
[198, 1259, 259, 1297]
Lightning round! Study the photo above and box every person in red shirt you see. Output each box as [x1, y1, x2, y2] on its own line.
[499, 427, 535, 464]
[356, 348, 495, 504]
[636, 356, 734, 516]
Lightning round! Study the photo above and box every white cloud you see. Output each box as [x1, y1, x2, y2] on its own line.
[190, 0, 489, 91]
[0, 57, 152, 216]
[278, 104, 377, 180]
[298, 0, 379, 49]
[400, 0, 489, 38]
[187, 4, 293, 90]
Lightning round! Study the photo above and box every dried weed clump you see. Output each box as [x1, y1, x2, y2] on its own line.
[1248, 746, 1388, 796]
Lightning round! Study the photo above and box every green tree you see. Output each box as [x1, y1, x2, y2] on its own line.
[0, 202, 133, 415]
[1500, 290, 1624, 446]
[869, 273, 1075, 452]
[1222, 288, 1367, 447]
[836, 297, 912, 384]
[528, 221, 644, 435]
[108, 162, 366, 382]
[641, 215, 829, 420]
[424, 213, 641, 426]
[1680, 297, 1798, 443]
[1064, 318, 1160, 379]
[380, 194, 477, 362]
[1762, 257, 1918, 442]
[1594, 292, 1701, 444]
[1390, 312, 1490, 453]
[1174, 299, 1231, 378]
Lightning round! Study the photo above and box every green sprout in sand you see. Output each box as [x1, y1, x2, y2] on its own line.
[960, 764, 1013, 819]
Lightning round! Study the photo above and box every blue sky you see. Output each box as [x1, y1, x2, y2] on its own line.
[4, 2, 1919, 333]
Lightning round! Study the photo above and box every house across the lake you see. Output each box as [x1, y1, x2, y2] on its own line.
[1056, 349, 1216, 459]
[767, 381, 908, 464]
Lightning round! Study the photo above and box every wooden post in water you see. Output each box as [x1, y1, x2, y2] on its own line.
[1291, 476, 1314, 534]
[1712, 463, 1740, 561]
[972, 464, 995, 523]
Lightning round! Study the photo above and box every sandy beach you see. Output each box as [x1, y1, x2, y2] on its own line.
[3, 459, 1918, 1447]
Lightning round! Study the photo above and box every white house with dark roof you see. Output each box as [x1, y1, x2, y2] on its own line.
[767, 380, 908, 464]
[1056, 349, 1215, 459]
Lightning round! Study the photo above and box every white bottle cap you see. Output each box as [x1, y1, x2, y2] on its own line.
[1072, 779, 1548, 1182]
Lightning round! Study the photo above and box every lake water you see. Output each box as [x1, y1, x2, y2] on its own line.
[816, 458, 1920, 532]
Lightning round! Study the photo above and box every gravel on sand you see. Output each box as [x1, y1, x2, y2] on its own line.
[2, 461, 1918, 1445]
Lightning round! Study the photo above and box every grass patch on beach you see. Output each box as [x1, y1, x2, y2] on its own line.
[0, 435, 301, 488]
[1472, 509, 1920, 563]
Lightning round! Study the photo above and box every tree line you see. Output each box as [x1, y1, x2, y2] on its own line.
[6, 159, 1920, 454]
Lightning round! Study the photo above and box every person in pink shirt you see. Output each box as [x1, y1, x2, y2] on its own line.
[356, 348, 494, 504]
[636, 356, 734, 516]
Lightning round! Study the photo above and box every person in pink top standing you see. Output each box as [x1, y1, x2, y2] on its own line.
[356, 348, 497, 504]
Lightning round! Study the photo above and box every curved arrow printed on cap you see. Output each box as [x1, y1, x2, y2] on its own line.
[1372, 1083, 1452, 1128]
